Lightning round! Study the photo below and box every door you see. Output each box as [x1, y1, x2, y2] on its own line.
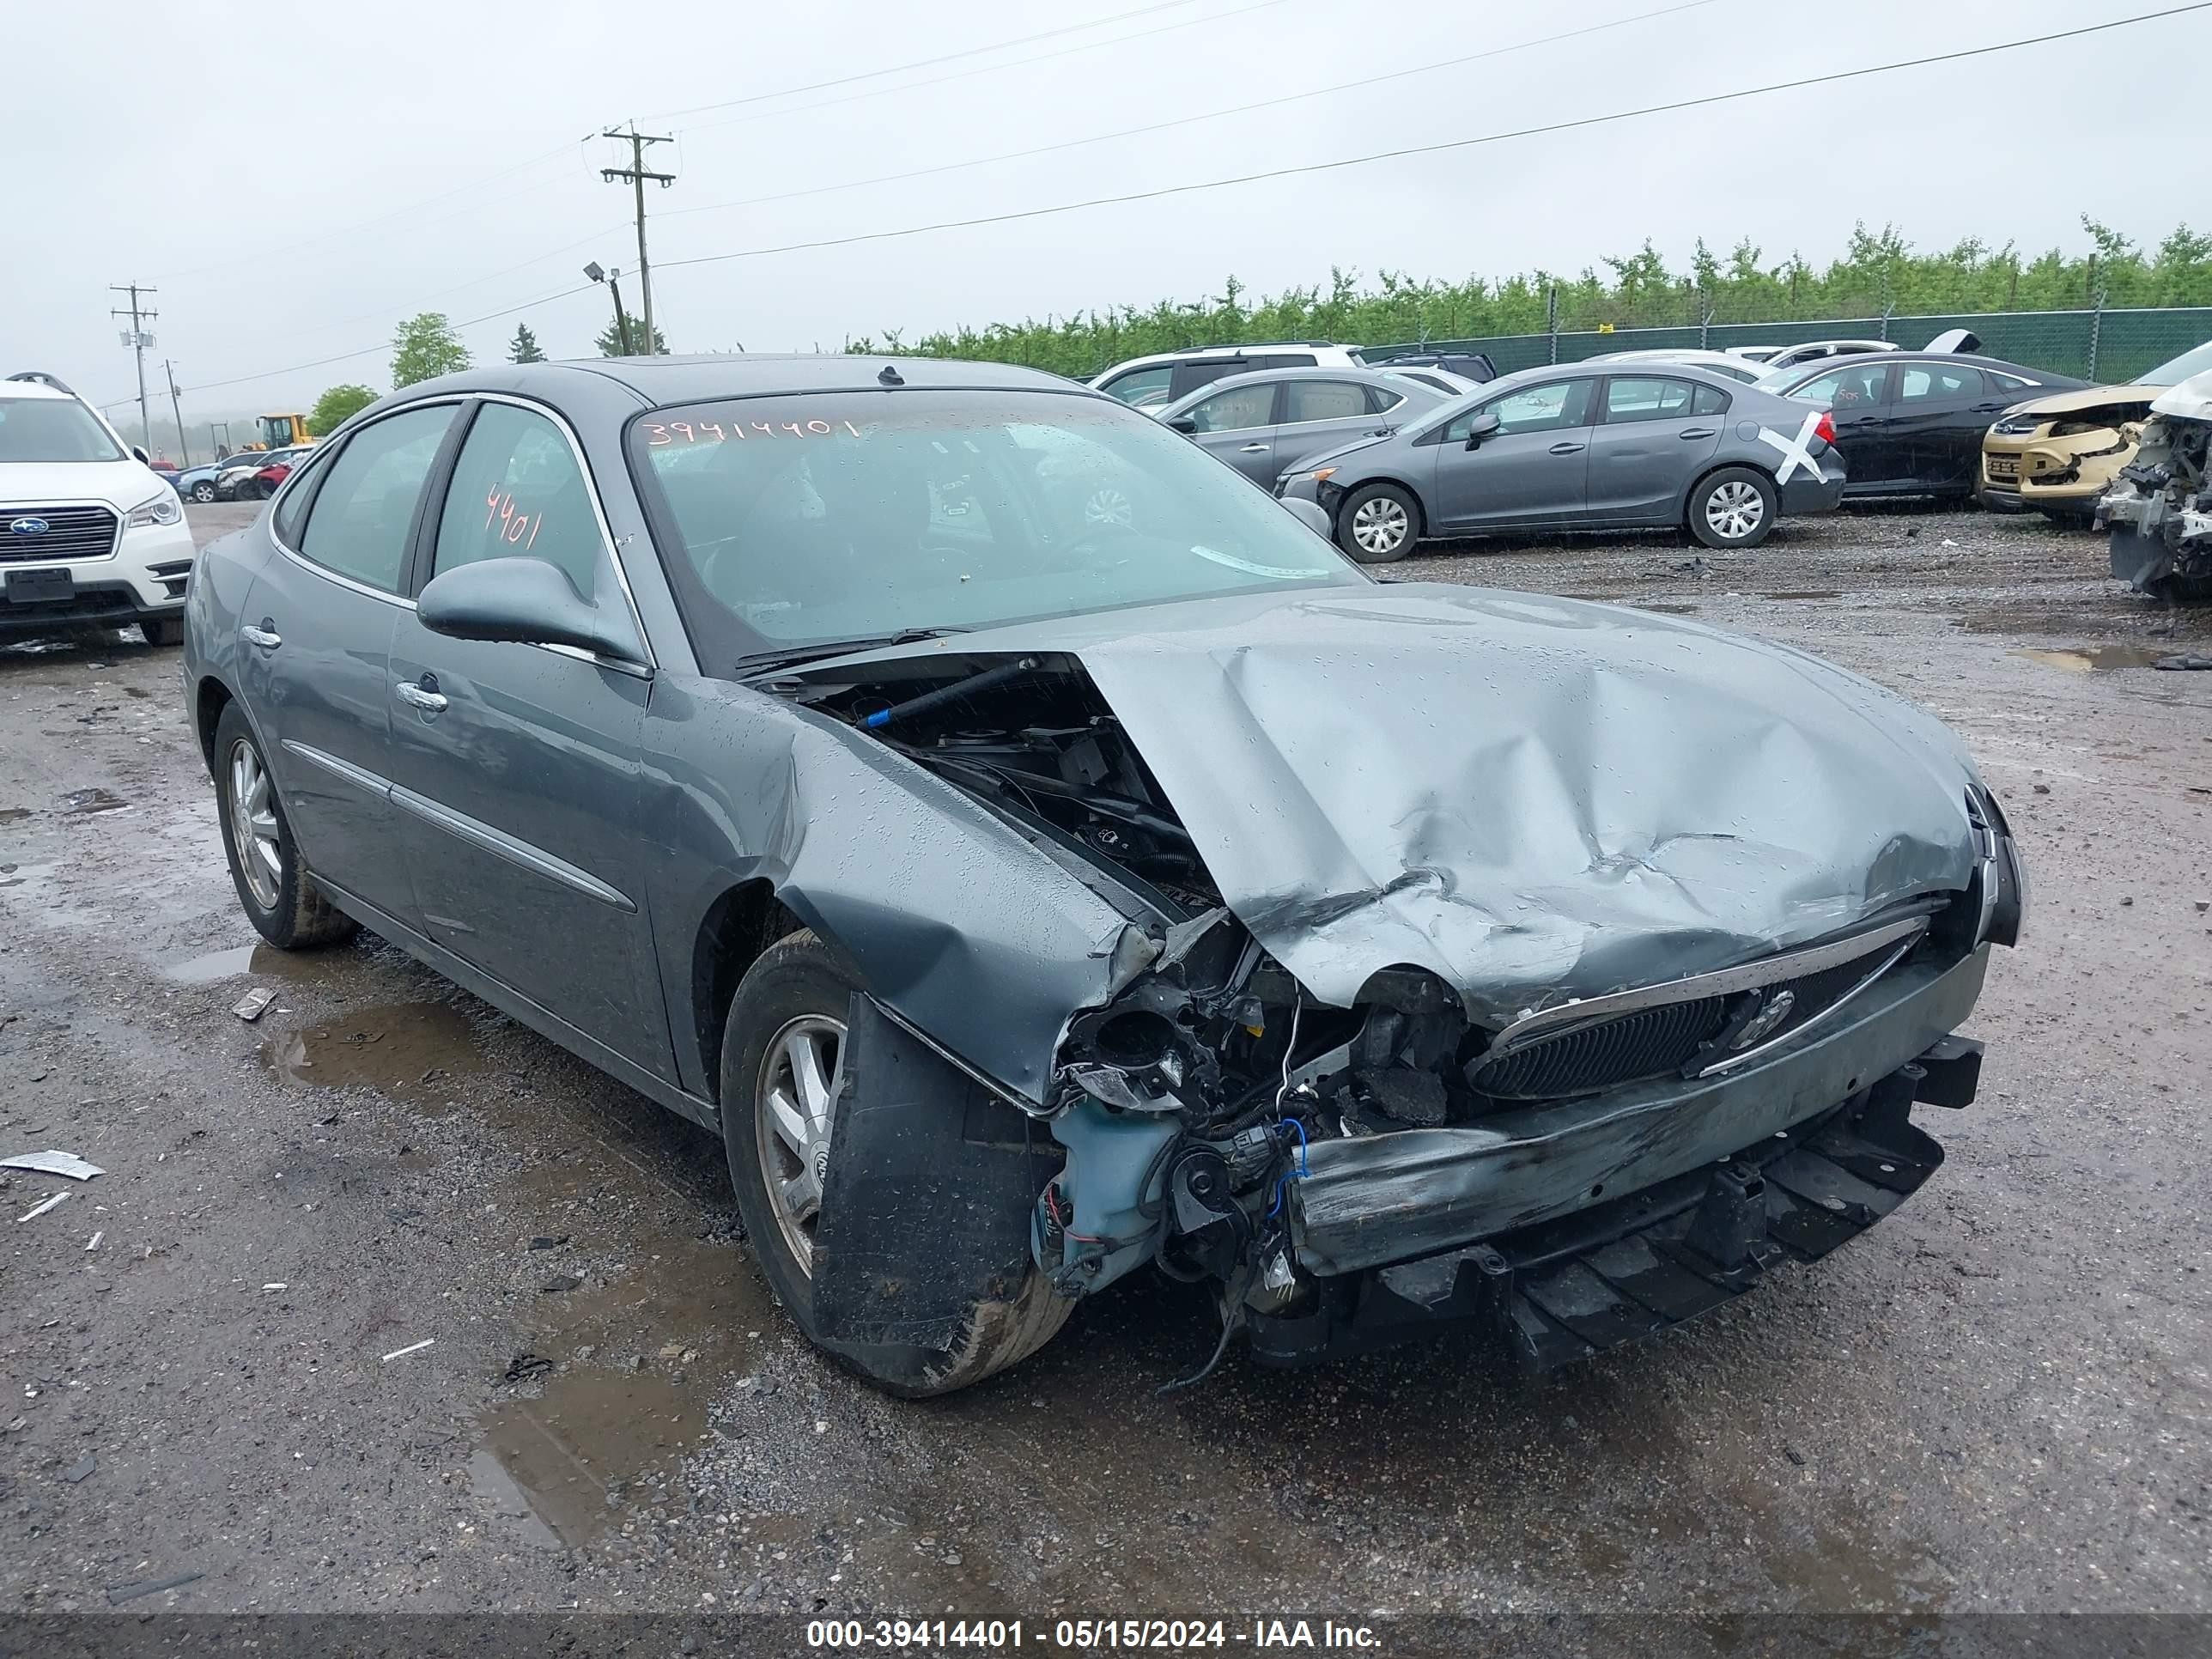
[1179, 380, 1283, 485]
[1426, 377, 1596, 528]
[1273, 378, 1392, 476]
[1892, 362, 2011, 494]
[1585, 376, 1726, 521]
[1784, 360, 1897, 490]
[236, 402, 457, 926]
[384, 398, 674, 1079]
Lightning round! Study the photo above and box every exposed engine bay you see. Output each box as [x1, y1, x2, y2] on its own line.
[787, 645, 2021, 1378]
[2104, 378, 2212, 600]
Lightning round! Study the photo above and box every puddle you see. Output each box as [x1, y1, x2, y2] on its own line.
[471, 1232, 767, 1547]
[163, 940, 330, 986]
[61, 787, 131, 815]
[1764, 589, 1841, 600]
[259, 1000, 492, 1106]
[0, 807, 29, 824]
[2012, 645, 2172, 673]
[476, 1368, 704, 1548]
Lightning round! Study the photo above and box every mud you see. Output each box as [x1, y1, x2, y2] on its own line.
[0, 501, 2205, 1621]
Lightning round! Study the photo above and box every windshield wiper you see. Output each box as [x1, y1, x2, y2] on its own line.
[733, 627, 967, 678]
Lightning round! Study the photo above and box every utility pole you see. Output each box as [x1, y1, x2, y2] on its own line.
[600, 125, 673, 354]
[110, 283, 158, 445]
[162, 360, 190, 466]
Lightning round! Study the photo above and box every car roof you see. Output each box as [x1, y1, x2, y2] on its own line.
[386, 354, 1096, 415]
[1158, 365, 1426, 410]
[0, 380, 74, 402]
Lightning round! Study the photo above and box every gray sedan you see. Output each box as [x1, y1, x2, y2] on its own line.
[1154, 366, 1456, 488]
[180, 354, 2016, 1395]
[1278, 362, 1847, 562]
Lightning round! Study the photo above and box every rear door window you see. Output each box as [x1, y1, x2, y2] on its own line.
[1692, 382, 1731, 416]
[430, 402, 606, 601]
[295, 405, 453, 592]
[1601, 378, 1698, 425]
[1281, 380, 1373, 424]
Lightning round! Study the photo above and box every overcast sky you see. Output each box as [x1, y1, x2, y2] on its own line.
[6, 0, 2202, 428]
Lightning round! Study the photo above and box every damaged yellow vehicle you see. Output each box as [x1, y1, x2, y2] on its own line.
[1980, 339, 2212, 520]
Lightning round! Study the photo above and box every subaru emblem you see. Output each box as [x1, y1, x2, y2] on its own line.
[8, 516, 50, 537]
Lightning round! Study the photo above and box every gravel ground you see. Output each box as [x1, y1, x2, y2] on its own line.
[0, 501, 2206, 1626]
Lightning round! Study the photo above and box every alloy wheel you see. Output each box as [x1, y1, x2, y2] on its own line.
[1084, 485, 1133, 528]
[1705, 479, 1765, 541]
[1351, 496, 1409, 556]
[754, 1013, 845, 1276]
[227, 738, 283, 910]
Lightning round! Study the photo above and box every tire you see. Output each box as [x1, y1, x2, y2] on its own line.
[191, 481, 216, 503]
[211, 702, 358, 950]
[139, 615, 184, 647]
[1688, 466, 1778, 550]
[720, 930, 1072, 1397]
[1336, 482, 1421, 563]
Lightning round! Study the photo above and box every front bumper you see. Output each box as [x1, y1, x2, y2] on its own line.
[1251, 1035, 1980, 1370]
[1983, 431, 2132, 511]
[0, 518, 193, 639]
[0, 577, 186, 638]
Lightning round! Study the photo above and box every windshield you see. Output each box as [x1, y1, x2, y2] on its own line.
[630, 389, 1364, 665]
[0, 397, 124, 463]
[2142, 340, 2212, 386]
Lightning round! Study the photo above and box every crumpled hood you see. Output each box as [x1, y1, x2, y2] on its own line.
[1063, 584, 1984, 1026]
[1998, 382, 2161, 423]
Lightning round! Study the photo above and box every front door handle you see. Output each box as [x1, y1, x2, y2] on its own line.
[1237, 443, 1270, 453]
[1678, 427, 1717, 440]
[394, 674, 447, 714]
[1548, 441, 1587, 455]
[240, 622, 282, 650]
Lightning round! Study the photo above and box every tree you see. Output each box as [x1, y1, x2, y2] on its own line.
[390, 313, 471, 388]
[508, 324, 545, 364]
[307, 383, 377, 434]
[595, 318, 667, 356]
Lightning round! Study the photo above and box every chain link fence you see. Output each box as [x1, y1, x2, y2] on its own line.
[1363, 302, 2212, 385]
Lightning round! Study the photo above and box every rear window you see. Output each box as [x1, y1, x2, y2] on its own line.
[0, 397, 123, 463]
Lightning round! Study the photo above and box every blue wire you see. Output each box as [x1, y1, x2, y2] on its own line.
[1275, 1115, 1310, 1177]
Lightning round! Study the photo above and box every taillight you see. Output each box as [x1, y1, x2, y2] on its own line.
[1814, 411, 1837, 447]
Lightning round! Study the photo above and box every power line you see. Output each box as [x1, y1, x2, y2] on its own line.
[651, 0, 1206, 118]
[663, 0, 1715, 225]
[674, 0, 1295, 138]
[656, 4, 2210, 279]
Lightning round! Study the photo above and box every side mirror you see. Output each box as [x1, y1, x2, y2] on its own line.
[131, 444, 152, 465]
[1462, 411, 1502, 448]
[1166, 416, 1199, 434]
[418, 557, 640, 663]
[1280, 498, 1333, 539]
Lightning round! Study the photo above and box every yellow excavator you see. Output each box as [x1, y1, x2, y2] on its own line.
[241, 413, 313, 451]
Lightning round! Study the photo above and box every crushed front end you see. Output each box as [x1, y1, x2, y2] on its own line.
[792, 628, 2026, 1376]
[2103, 376, 2212, 601]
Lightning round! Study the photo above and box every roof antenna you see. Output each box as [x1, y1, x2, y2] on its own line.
[877, 364, 904, 386]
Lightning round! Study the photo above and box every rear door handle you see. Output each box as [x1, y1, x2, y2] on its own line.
[1237, 443, 1270, 453]
[1548, 441, 1586, 455]
[1678, 427, 1717, 440]
[240, 623, 281, 650]
[394, 674, 447, 714]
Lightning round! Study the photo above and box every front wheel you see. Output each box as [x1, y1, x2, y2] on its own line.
[720, 930, 1071, 1396]
[139, 615, 184, 647]
[212, 702, 358, 950]
[1688, 467, 1778, 549]
[190, 481, 216, 504]
[1336, 482, 1422, 563]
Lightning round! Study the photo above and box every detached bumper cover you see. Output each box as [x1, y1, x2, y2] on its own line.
[1252, 1034, 1980, 1370]
[1287, 945, 1987, 1276]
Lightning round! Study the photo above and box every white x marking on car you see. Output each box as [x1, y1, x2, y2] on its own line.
[1757, 410, 1826, 485]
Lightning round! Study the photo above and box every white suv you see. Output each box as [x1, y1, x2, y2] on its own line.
[0, 374, 194, 646]
[1090, 343, 1366, 410]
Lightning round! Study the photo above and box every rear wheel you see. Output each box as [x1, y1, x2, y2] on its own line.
[1336, 483, 1421, 563]
[212, 703, 357, 950]
[1688, 466, 1778, 549]
[720, 930, 1071, 1396]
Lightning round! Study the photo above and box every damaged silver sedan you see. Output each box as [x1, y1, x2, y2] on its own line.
[2103, 368, 2212, 602]
[181, 356, 2025, 1395]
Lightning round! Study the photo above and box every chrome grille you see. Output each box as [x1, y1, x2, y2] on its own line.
[1468, 938, 1909, 1102]
[2, 505, 119, 564]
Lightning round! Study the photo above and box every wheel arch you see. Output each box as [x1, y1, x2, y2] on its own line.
[1678, 457, 1778, 525]
[193, 672, 235, 777]
[1336, 473, 1431, 531]
[690, 878, 809, 1104]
